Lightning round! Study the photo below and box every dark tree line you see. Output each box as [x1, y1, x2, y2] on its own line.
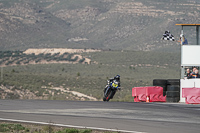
[0, 51, 85, 65]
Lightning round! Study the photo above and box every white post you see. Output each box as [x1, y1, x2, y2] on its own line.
[197, 26, 199, 45]
[1, 67, 3, 81]
[181, 26, 183, 44]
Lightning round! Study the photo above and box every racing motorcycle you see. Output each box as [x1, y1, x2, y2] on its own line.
[103, 79, 120, 102]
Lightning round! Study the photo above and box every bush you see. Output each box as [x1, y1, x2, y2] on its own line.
[66, 54, 74, 61]
[71, 56, 78, 61]
[79, 58, 85, 63]
[35, 59, 41, 63]
[6, 93, 20, 99]
[80, 129, 92, 133]
[0, 123, 25, 132]
[0, 124, 9, 132]
[16, 60, 21, 65]
[13, 124, 25, 130]
[63, 128, 79, 133]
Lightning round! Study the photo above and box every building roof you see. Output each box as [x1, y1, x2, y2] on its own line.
[176, 24, 200, 26]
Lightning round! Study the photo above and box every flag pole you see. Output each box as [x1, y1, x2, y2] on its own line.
[1, 67, 3, 81]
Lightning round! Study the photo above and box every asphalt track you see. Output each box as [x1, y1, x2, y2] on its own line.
[0, 100, 200, 133]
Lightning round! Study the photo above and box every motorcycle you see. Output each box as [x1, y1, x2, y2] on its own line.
[103, 79, 120, 102]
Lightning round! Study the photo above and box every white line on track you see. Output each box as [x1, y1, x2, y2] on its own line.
[0, 118, 146, 133]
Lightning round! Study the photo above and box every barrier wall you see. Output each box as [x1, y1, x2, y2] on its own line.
[182, 87, 200, 104]
[180, 79, 200, 103]
[132, 86, 166, 102]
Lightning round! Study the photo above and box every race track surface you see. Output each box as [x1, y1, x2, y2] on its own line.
[0, 100, 200, 133]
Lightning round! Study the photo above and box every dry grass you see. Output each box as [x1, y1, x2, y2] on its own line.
[0, 122, 119, 133]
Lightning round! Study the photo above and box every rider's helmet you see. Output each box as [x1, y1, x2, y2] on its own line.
[114, 75, 120, 81]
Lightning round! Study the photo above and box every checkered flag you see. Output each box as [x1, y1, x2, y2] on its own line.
[163, 31, 175, 41]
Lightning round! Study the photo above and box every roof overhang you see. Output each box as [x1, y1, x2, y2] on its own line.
[176, 24, 200, 26]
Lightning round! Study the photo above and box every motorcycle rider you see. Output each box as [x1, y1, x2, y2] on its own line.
[113, 74, 120, 89]
[104, 75, 121, 99]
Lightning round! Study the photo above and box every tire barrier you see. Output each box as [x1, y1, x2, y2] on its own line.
[182, 87, 200, 104]
[166, 83, 180, 103]
[153, 79, 167, 85]
[166, 97, 180, 103]
[167, 85, 180, 92]
[153, 79, 167, 96]
[153, 79, 180, 103]
[166, 91, 180, 103]
[166, 91, 180, 97]
[167, 79, 180, 86]
[132, 86, 166, 102]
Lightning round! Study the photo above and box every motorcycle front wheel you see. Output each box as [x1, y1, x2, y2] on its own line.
[103, 90, 114, 102]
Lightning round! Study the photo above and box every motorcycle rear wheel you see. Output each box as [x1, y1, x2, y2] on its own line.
[105, 90, 113, 102]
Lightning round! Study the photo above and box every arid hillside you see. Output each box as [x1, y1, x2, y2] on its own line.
[0, 48, 101, 67]
[0, 0, 199, 51]
[0, 48, 101, 100]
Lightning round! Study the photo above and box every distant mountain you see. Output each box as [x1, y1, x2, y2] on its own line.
[0, 0, 199, 51]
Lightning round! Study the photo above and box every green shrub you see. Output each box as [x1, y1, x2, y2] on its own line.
[0, 124, 9, 132]
[35, 58, 41, 63]
[80, 129, 92, 133]
[64, 128, 79, 133]
[79, 58, 85, 63]
[6, 93, 20, 99]
[71, 56, 78, 61]
[13, 124, 25, 130]
[77, 72, 80, 77]
[16, 60, 21, 64]
[0, 123, 26, 132]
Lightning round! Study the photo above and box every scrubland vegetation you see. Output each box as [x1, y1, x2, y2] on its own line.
[0, 122, 118, 133]
[0, 50, 180, 102]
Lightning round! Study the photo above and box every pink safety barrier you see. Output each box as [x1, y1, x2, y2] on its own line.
[182, 87, 200, 104]
[132, 86, 166, 102]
